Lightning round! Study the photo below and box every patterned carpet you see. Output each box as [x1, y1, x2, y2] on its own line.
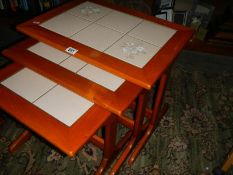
[0, 50, 233, 175]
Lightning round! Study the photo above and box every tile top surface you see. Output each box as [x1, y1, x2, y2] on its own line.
[34, 85, 93, 127]
[96, 10, 142, 34]
[27, 42, 124, 91]
[1, 68, 93, 127]
[71, 23, 124, 52]
[77, 64, 125, 91]
[39, 1, 177, 68]
[40, 12, 91, 37]
[1, 68, 56, 103]
[128, 20, 177, 47]
[28, 42, 70, 64]
[67, 1, 112, 22]
[60, 56, 86, 73]
[105, 35, 160, 68]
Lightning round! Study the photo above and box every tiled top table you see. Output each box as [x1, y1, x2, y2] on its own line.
[0, 62, 112, 156]
[17, 0, 193, 89]
[1, 0, 194, 174]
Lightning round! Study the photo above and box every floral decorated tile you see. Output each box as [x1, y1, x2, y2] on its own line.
[71, 23, 123, 52]
[77, 64, 125, 91]
[96, 10, 142, 34]
[34, 85, 93, 127]
[40, 12, 91, 37]
[67, 1, 112, 22]
[105, 35, 160, 68]
[1, 68, 56, 103]
[28, 42, 70, 64]
[60, 56, 87, 73]
[128, 20, 177, 47]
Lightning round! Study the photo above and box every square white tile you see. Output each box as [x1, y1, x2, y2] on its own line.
[71, 23, 123, 52]
[40, 12, 91, 37]
[34, 85, 93, 127]
[1, 68, 56, 103]
[96, 10, 142, 34]
[105, 35, 160, 68]
[77, 64, 125, 91]
[28, 42, 70, 64]
[128, 20, 177, 47]
[67, 1, 112, 22]
[60, 56, 87, 73]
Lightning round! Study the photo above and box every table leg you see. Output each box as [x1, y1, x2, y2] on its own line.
[96, 115, 117, 175]
[110, 90, 148, 175]
[222, 149, 233, 172]
[128, 73, 168, 165]
[8, 130, 32, 153]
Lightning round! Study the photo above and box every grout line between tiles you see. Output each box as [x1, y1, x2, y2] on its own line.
[68, 8, 114, 38]
[32, 84, 58, 104]
[102, 19, 145, 52]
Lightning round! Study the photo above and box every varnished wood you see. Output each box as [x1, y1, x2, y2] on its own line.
[110, 90, 148, 175]
[222, 148, 233, 172]
[128, 73, 168, 165]
[3, 0, 193, 173]
[0, 62, 112, 156]
[8, 130, 32, 153]
[16, 0, 194, 89]
[2, 39, 143, 116]
[0, 62, 128, 174]
[96, 116, 117, 175]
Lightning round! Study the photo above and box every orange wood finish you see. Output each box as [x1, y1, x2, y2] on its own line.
[1, 39, 147, 174]
[128, 73, 168, 165]
[0, 62, 111, 157]
[17, 0, 194, 90]
[2, 39, 143, 116]
[8, 130, 32, 153]
[2, 1, 194, 173]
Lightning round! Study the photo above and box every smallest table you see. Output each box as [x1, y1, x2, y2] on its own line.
[0, 62, 118, 174]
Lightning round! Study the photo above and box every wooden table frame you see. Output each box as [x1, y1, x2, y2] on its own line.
[0, 39, 149, 174]
[0, 62, 118, 174]
[2, 0, 194, 174]
[1, 37, 169, 174]
[17, 0, 194, 90]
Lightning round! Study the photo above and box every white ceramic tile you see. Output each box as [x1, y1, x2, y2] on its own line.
[96, 10, 142, 34]
[40, 12, 91, 37]
[1, 68, 56, 103]
[28, 42, 70, 64]
[105, 35, 160, 68]
[71, 23, 123, 51]
[128, 20, 177, 47]
[67, 1, 112, 22]
[60, 56, 87, 73]
[34, 85, 93, 127]
[77, 64, 125, 91]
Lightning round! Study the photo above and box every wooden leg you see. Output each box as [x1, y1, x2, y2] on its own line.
[96, 116, 117, 175]
[110, 90, 148, 175]
[128, 74, 168, 165]
[222, 149, 233, 172]
[8, 130, 32, 153]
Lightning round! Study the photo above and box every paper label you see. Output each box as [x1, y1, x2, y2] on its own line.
[65, 47, 78, 55]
